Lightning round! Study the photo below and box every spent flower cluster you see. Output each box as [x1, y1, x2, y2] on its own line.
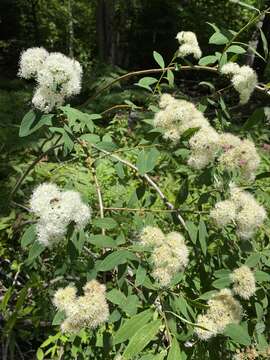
[53, 280, 109, 333]
[139, 226, 189, 286]
[210, 184, 266, 239]
[18, 47, 82, 113]
[30, 183, 91, 246]
[195, 289, 242, 340]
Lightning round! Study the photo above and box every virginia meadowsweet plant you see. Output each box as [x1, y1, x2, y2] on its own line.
[5, 10, 270, 360]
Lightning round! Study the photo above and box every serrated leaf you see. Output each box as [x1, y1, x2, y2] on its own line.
[135, 265, 147, 286]
[243, 108, 265, 130]
[107, 289, 126, 306]
[153, 51, 165, 69]
[224, 324, 251, 345]
[114, 309, 153, 345]
[122, 319, 161, 359]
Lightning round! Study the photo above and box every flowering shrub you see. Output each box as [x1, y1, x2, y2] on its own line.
[2, 12, 270, 360]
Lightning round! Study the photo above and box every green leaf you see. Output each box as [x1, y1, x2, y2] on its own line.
[209, 32, 229, 45]
[255, 270, 270, 283]
[198, 55, 217, 65]
[114, 309, 153, 345]
[175, 178, 189, 206]
[260, 28, 268, 59]
[80, 133, 101, 144]
[226, 45, 246, 54]
[71, 230, 85, 254]
[214, 269, 231, 278]
[136, 77, 158, 91]
[245, 253, 261, 267]
[135, 265, 147, 286]
[89, 235, 116, 248]
[198, 219, 207, 255]
[19, 110, 53, 137]
[106, 289, 126, 306]
[122, 319, 161, 359]
[115, 162, 125, 179]
[97, 250, 137, 272]
[224, 324, 251, 345]
[21, 225, 36, 248]
[52, 310, 66, 325]
[243, 108, 265, 130]
[212, 276, 232, 289]
[167, 69, 174, 87]
[186, 221, 197, 244]
[136, 148, 159, 175]
[153, 51, 165, 69]
[37, 348, 44, 360]
[27, 241, 46, 263]
[167, 338, 181, 360]
[93, 217, 118, 230]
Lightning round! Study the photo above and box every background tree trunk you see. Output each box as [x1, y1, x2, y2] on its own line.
[67, 0, 74, 58]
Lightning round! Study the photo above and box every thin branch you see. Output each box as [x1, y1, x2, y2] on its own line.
[93, 173, 105, 235]
[104, 207, 177, 212]
[101, 104, 142, 116]
[8, 136, 62, 203]
[87, 142, 187, 230]
[80, 64, 270, 108]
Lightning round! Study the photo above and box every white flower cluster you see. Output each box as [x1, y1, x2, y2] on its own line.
[210, 185, 266, 239]
[154, 94, 261, 177]
[139, 227, 189, 286]
[231, 265, 256, 300]
[195, 289, 242, 340]
[30, 183, 91, 246]
[176, 31, 202, 59]
[218, 135, 260, 181]
[18, 47, 82, 113]
[53, 280, 109, 333]
[221, 62, 258, 104]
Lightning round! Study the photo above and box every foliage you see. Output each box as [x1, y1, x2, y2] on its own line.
[1, 4, 270, 360]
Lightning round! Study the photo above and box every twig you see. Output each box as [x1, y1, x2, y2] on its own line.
[104, 207, 177, 212]
[101, 104, 142, 116]
[89, 143, 187, 229]
[8, 137, 62, 203]
[93, 173, 105, 235]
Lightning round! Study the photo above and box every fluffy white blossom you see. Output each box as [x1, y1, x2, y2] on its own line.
[139, 226, 165, 247]
[210, 200, 237, 227]
[221, 62, 258, 104]
[196, 289, 242, 340]
[151, 231, 189, 286]
[30, 183, 91, 246]
[53, 280, 109, 333]
[211, 185, 266, 240]
[37, 52, 82, 97]
[32, 86, 65, 113]
[18, 48, 82, 113]
[176, 31, 202, 59]
[231, 266, 256, 300]
[18, 47, 49, 79]
[219, 138, 260, 181]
